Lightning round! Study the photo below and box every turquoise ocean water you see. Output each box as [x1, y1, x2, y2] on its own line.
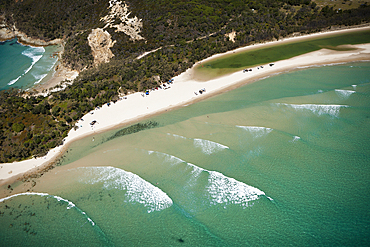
[0, 38, 59, 91]
[1, 62, 370, 246]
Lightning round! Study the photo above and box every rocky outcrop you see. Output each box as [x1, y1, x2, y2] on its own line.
[88, 28, 116, 65]
[0, 15, 62, 46]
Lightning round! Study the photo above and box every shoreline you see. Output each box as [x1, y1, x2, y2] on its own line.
[1, 27, 370, 186]
[0, 34, 79, 95]
[193, 25, 370, 80]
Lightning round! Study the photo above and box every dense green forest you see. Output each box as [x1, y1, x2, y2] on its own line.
[0, 0, 370, 162]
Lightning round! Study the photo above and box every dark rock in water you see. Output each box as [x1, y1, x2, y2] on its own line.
[178, 238, 184, 243]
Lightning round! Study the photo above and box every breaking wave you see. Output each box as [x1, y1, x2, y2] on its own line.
[167, 133, 187, 140]
[7, 46, 44, 85]
[33, 73, 48, 84]
[148, 150, 185, 165]
[278, 103, 348, 117]
[290, 136, 301, 142]
[236, 126, 273, 138]
[0, 192, 95, 226]
[167, 133, 229, 155]
[8, 75, 22, 85]
[147, 151, 271, 208]
[75, 166, 173, 213]
[206, 171, 267, 207]
[22, 46, 44, 75]
[335, 89, 355, 98]
[193, 138, 229, 155]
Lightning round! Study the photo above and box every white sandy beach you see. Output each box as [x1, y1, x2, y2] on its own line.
[1, 27, 370, 183]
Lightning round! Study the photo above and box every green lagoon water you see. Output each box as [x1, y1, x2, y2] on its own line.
[1, 62, 370, 246]
[0, 38, 59, 91]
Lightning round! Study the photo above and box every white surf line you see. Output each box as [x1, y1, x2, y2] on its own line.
[193, 138, 229, 155]
[236, 126, 273, 138]
[7, 46, 45, 85]
[33, 58, 58, 85]
[72, 166, 173, 213]
[147, 150, 272, 208]
[166, 133, 229, 155]
[237, 125, 302, 143]
[0, 192, 95, 226]
[8, 75, 22, 85]
[22, 47, 44, 75]
[290, 135, 301, 142]
[33, 73, 48, 84]
[277, 103, 349, 117]
[335, 89, 356, 98]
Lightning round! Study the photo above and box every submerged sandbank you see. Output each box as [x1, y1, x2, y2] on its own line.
[1, 27, 370, 184]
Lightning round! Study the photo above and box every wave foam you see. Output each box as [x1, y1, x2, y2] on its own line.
[77, 166, 173, 213]
[279, 103, 348, 117]
[148, 150, 185, 165]
[0, 192, 95, 226]
[7, 47, 45, 86]
[352, 85, 357, 90]
[33, 73, 48, 84]
[8, 75, 22, 85]
[236, 126, 273, 138]
[193, 138, 229, 155]
[207, 171, 266, 207]
[335, 89, 355, 98]
[291, 136, 301, 142]
[22, 47, 44, 74]
[167, 133, 187, 140]
[167, 133, 229, 155]
[146, 151, 270, 208]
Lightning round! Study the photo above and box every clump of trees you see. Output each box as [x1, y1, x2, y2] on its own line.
[0, 0, 369, 162]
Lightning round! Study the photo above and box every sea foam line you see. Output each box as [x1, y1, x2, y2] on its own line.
[75, 166, 173, 213]
[33, 73, 48, 84]
[290, 135, 301, 142]
[193, 138, 229, 155]
[7, 46, 45, 85]
[22, 47, 44, 75]
[0, 192, 95, 226]
[335, 89, 355, 98]
[277, 103, 348, 117]
[167, 133, 229, 155]
[236, 126, 273, 138]
[147, 151, 271, 208]
[8, 75, 22, 85]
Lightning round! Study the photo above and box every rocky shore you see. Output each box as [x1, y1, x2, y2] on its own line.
[0, 15, 62, 46]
